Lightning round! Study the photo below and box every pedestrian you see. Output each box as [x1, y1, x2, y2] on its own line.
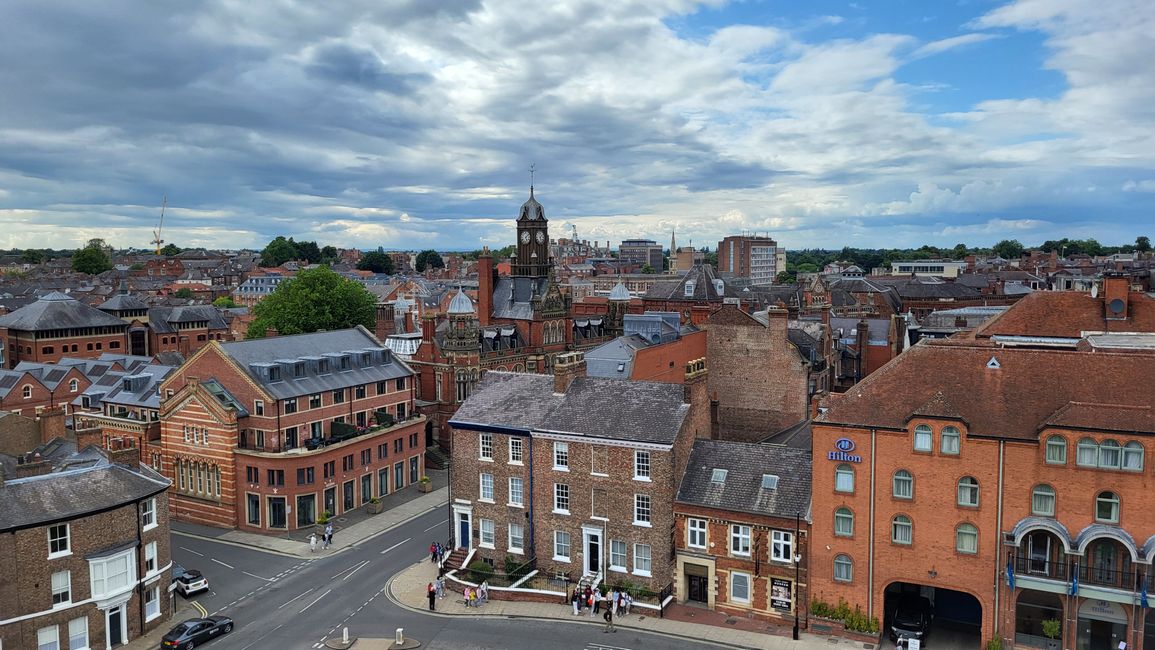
[435, 576, 445, 599]
[308, 533, 317, 553]
[603, 607, 615, 633]
[430, 541, 438, 564]
[616, 590, 625, 616]
[610, 589, 619, 615]
[588, 591, 596, 618]
[469, 586, 478, 608]
[325, 523, 334, 549]
[593, 587, 601, 615]
[571, 587, 581, 615]
[624, 591, 633, 616]
[427, 582, 436, 611]
[479, 580, 489, 605]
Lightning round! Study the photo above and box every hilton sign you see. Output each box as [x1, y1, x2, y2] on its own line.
[828, 438, 862, 463]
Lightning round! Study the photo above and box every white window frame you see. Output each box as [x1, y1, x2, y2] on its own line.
[941, 426, 960, 455]
[51, 570, 71, 608]
[1123, 441, 1144, 471]
[67, 617, 88, 650]
[508, 437, 524, 464]
[37, 625, 59, 650]
[1032, 484, 1056, 516]
[834, 508, 854, 537]
[771, 530, 793, 563]
[833, 554, 853, 582]
[554, 531, 572, 562]
[479, 518, 495, 548]
[634, 450, 651, 481]
[508, 476, 524, 507]
[479, 433, 494, 461]
[144, 584, 161, 621]
[610, 540, 627, 572]
[957, 476, 980, 507]
[633, 543, 652, 577]
[730, 524, 751, 556]
[892, 515, 913, 545]
[508, 523, 524, 553]
[478, 473, 494, 502]
[956, 524, 978, 554]
[144, 541, 158, 575]
[1096, 491, 1120, 523]
[687, 518, 707, 549]
[89, 548, 136, 599]
[729, 570, 752, 604]
[913, 424, 932, 452]
[633, 494, 652, 527]
[141, 497, 157, 531]
[1045, 436, 1067, 464]
[834, 464, 854, 493]
[553, 441, 569, 471]
[48, 523, 70, 559]
[893, 470, 913, 499]
[553, 483, 570, 514]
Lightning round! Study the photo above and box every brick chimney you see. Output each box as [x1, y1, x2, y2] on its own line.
[683, 357, 707, 405]
[421, 314, 437, 342]
[376, 302, 396, 339]
[478, 248, 493, 327]
[37, 406, 67, 444]
[1103, 274, 1129, 321]
[553, 351, 587, 394]
[107, 437, 141, 468]
[75, 425, 103, 451]
[15, 452, 51, 478]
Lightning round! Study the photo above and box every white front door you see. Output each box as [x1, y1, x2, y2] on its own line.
[452, 504, 473, 551]
[583, 528, 602, 576]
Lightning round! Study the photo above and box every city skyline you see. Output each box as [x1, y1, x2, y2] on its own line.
[0, 0, 1151, 252]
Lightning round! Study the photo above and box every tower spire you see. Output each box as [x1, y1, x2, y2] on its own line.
[529, 162, 536, 197]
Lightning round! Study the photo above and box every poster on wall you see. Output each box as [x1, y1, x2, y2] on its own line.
[771, 578, 792, 610]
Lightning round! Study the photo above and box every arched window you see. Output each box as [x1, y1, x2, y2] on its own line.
[957, 476, 980, 507]
[1032, 484, 1056, 516]
[1122, 442, 1144, 471]
[1045, 435, 1067, 464]
[1095, 491, 1120, 523]
[913, 424, 932, 452]
[21, 384, 32, 399]
[834, 508, 854, 537]
[833, 554, 853, 582]
[834, 464, 855, 493]
[69, 379, 79, 393]
[1099, 440, 1121, 469]
[941, 426, 960, 455]
[956, 523, 978, 554]
[1076, 438, 1098, 467]
[892, 515, 913, 545]
[892, 470, 913, 499]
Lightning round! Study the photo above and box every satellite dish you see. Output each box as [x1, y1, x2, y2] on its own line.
[1090, 284, 1099, 298]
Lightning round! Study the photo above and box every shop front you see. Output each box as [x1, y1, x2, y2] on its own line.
[1077, 599, 1128, 650]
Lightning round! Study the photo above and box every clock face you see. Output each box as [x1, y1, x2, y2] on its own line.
[520, 231, 531, 244]
[536, 231, 546, 244]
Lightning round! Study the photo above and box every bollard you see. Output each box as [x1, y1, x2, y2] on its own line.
[396, 628, 404, 644]
[343, 628, 349, 644]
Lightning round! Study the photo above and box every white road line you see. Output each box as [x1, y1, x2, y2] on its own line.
[276, 588, 315, 610]
[343, 560, 370, 581]
[299, 589, 332, 614]
[380, 537, 411, 554]
[242, 571, 276, 582]
[179, 546, 205, 557]
[331, 560, 369, 580]
[422, 518, 449, 533]
[239, 624, 283, 650]
[211, 558, 235, 569]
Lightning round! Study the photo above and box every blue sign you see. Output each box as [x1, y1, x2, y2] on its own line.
[835, 438, 856, 452]
[829, 438, 862, 463]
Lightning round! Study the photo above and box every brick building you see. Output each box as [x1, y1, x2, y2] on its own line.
[717, 235, 787, 286]
[0, 444, 172, 650]
[0, 292, 129, 368]
[73, 363, 174, 472]
[159, 327, 426, 531]
[618, 239, 664, 270]
[585, 311, 707, 383]
[446, 352, 710, 591]
[674, 440, 811, 628]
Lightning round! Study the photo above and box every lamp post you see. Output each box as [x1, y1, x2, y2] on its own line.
[793, 510, 801, 641]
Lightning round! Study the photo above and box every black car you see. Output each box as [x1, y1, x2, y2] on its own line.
[161, 617, 234, 649]
[889, 596, 931, 647]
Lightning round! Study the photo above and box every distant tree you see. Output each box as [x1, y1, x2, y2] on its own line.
[640, 264, 656, 274]
[247, 266, 376, 339]
[1136, 236, 1151, 253]
[700, 247, 718, 268]
[321, 245, 339, 264]
[415, 249, 445, 272]
[20, 249, 44, 264]
[213, 296, 239, 308]
[259, 236, 299, 267]
[129, 263, 145, 270]
[72, 243, 112, 275]
[951, 243, 969, 259]
[776, 271, 796, 284]
[160, 243, 182, 256]
[296, 240, 322, 264]
[991, 239, 1024, 260]
[796, 262, 818, 273]
[174, 288, 194, 299]
[356, 251, 394, 274]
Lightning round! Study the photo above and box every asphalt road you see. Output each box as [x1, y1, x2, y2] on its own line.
[170, 507, 724, 650]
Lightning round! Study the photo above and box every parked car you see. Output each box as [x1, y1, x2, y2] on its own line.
[171, 564, 209, 597]
[161, 616, 234, 649]
[889, 596, 932, 647]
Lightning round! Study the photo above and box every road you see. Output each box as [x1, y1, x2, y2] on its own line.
[171, 507, 720, 650]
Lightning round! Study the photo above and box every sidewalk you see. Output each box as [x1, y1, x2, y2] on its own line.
[385, 558, 877, 650]
[172, 470, 450, 558]
[124, 600, 200, 650]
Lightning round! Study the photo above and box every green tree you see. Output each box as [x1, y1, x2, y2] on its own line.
[1136, 236, 1151, 253]
[776, 271, 796, 284]
[640, 264, 656, 274]
[321, 245, 339, 264]
[415, 249, 444, 272]
[259, 236, 299, 267]
[247, 266, 376, 339]
[951, 243, 969, 259]
[174, 288, 194, 299]
[160, 243, 182, 256]
[356, 251, 394, 274]
[991, 239, 1024, 260]
[296, 240, 322, 264]
[20, 249, 45, 264]
[213, 296, 239, 308]
[72, 244, 112, 275]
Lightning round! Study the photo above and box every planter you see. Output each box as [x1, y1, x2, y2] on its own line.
[418, 482, 433, 493]
[366, 501, 384, 514]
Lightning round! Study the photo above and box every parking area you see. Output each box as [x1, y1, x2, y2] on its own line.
[884, 582, 982, 650]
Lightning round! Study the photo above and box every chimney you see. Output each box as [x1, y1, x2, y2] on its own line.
[709, 391, 720, 440]
[376, 302, 396, 339]
[1103, 274, 1129, 321]
[15, 453, 51, 478]
[75, 425, 103, 451]
[421, 314, 436, 342]
[683, 357, 707, 405]
[108, 438, 141, 469]
[37, 406, 67, 444]
[810, 394, 822, 420]
[553, 351, 587, 394]
[478, 248, 493, 327]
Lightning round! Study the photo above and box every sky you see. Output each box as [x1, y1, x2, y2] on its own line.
[0, 0, 1152, 253]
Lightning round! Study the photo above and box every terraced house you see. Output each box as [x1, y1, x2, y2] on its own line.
[159, 326, 426, 532]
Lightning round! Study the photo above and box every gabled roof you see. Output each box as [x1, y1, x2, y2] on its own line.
[148, 305, 228, 333]
[972, 290, 1155, 339]
[0, 292, 128, 331]
[644, 265, 728, 301]
[676, 439, 811, 519]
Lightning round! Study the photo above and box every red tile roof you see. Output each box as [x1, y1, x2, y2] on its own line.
[969, 290, 1155, 339]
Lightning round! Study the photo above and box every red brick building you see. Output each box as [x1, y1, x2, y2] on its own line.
[0, 292, 129, 368]
[159, 326, 426, 531]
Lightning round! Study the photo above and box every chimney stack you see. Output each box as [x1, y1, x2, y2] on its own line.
[421, 314, 437, 342]
[15, 452, 51, 478]
[37, 406, 67, 444]
[108, 438, 141, 469]
[478, 248, 493, 327]
[683, 357, 708, 405]
[1103, 274, 1129, 321]
[376, 302, 396, 339]
[75, 425, 103, 451]
[553, 351, 587, 394]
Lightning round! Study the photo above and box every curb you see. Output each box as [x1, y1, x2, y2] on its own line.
[382, 565, 758, 650]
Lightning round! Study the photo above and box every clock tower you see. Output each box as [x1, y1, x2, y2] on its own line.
[512, 186, 551, 278]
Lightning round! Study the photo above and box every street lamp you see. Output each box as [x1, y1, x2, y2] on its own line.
[793, 511, 801, 641]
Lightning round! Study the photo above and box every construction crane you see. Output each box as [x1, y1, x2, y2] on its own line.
[151, 195, 166, 255]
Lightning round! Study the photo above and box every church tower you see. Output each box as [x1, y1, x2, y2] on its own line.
[511, 186, 551, 278]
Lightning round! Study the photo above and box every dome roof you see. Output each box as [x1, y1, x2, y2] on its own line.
[447, 289, 475, 315]
[609, 281, 630, 301]
[518, 186, 546, 221]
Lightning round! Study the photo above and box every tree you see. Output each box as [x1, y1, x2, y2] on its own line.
[247, 266, 376, 339]
[356, 251, 394, 274]
[991, 239, 1024, 260]
[321, 245, 339, 264]
[296, 240, 322, 264]
[259, 236, 299, 267]
[415, 249, 444, 272]
[20, 249, 44, 264]
[1135, 236, 1150, 253]
[160, 243, 182, 256]
[174, 288, 194, 299]
[776, 271, 796, 284]
[72, 244, 112, 275]
[213, 296, 239, 308]
[640, 264, 656, 274]
[951, 243, 969, 259]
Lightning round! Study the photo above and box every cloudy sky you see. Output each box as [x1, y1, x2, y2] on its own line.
[1, 0, 1152, 253]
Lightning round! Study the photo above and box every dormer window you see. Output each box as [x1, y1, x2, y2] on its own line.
[294, 362, 305, 378]
[684, 280, 695, 297]
[317, 359, 329, 374]
[268, 366, 281, 382]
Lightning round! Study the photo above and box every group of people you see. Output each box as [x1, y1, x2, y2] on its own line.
[425, 576, 447, 610]
[571, 584, 631, 631]
[463, 581, 488, 608]
[307, 523, 335, 552]
[429, 541, 447, 565]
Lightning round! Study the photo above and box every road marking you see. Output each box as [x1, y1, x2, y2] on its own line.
[179, 546, 205, 557]
[239, 624, 283, 650]
[422, 518, 449, 533]
[343, 560, 370, 581]
[276, 588, 314, 609]
[585, 644, 633, 650]
[211, 558, 235, 569]
[191, 600, 208, 617]
[331, 559, 369, 579]
[299, 588, 332, 614]
[243, 570, 276, 582]
[380, 537, 411, 554]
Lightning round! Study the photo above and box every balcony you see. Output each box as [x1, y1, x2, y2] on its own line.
[1014, 554, 1068, 582]
[236, 413, 424, 457]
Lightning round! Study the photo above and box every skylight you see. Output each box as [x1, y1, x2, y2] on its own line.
[710, 468, 727, 484]
[762, 474, 779, 490]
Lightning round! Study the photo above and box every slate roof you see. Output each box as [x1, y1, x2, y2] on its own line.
[491, 277, 550, 320]
[0, 292, 128, 331]
[99, 292, 148, 312]
[0, 446, 169, 531]
[643, 265, 728, 302]
[819, 341, 1155, 440]
[676, 439, 812, 519]
[148, 305, 228, 333]
[450, 371, 690, 445]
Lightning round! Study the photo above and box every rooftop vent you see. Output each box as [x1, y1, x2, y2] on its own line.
[710, 468, 728, 484]
[762, 474, 780, 490]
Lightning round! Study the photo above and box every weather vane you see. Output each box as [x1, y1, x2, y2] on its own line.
[529, 162, 536, 188]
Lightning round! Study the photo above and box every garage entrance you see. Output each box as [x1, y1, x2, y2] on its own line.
[884, 582, 981, 649]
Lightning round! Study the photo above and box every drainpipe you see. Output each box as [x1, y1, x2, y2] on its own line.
[994, 440, 1004, 642]
[527, 435, 535, 559]
[136, 498, 146, 637]
[868, 428, 876, 618]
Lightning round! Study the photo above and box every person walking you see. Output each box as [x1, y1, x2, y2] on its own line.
[624, 591, 633, 616]
[469, 586, 479, 608]
[478, 580, 489, 605]
[308, 533, 317, 553]
[602, 606, 615, 633]
[430, 542, 439, 564]
[427, 583, 436, 611]
[435, 576, 445, 599]
[571, 587, 581, 615]
[324, 523, 334, 550]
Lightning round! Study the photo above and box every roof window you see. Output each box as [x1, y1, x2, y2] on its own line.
[762, 474, 779, 490]
[710, 468, 728, 484]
